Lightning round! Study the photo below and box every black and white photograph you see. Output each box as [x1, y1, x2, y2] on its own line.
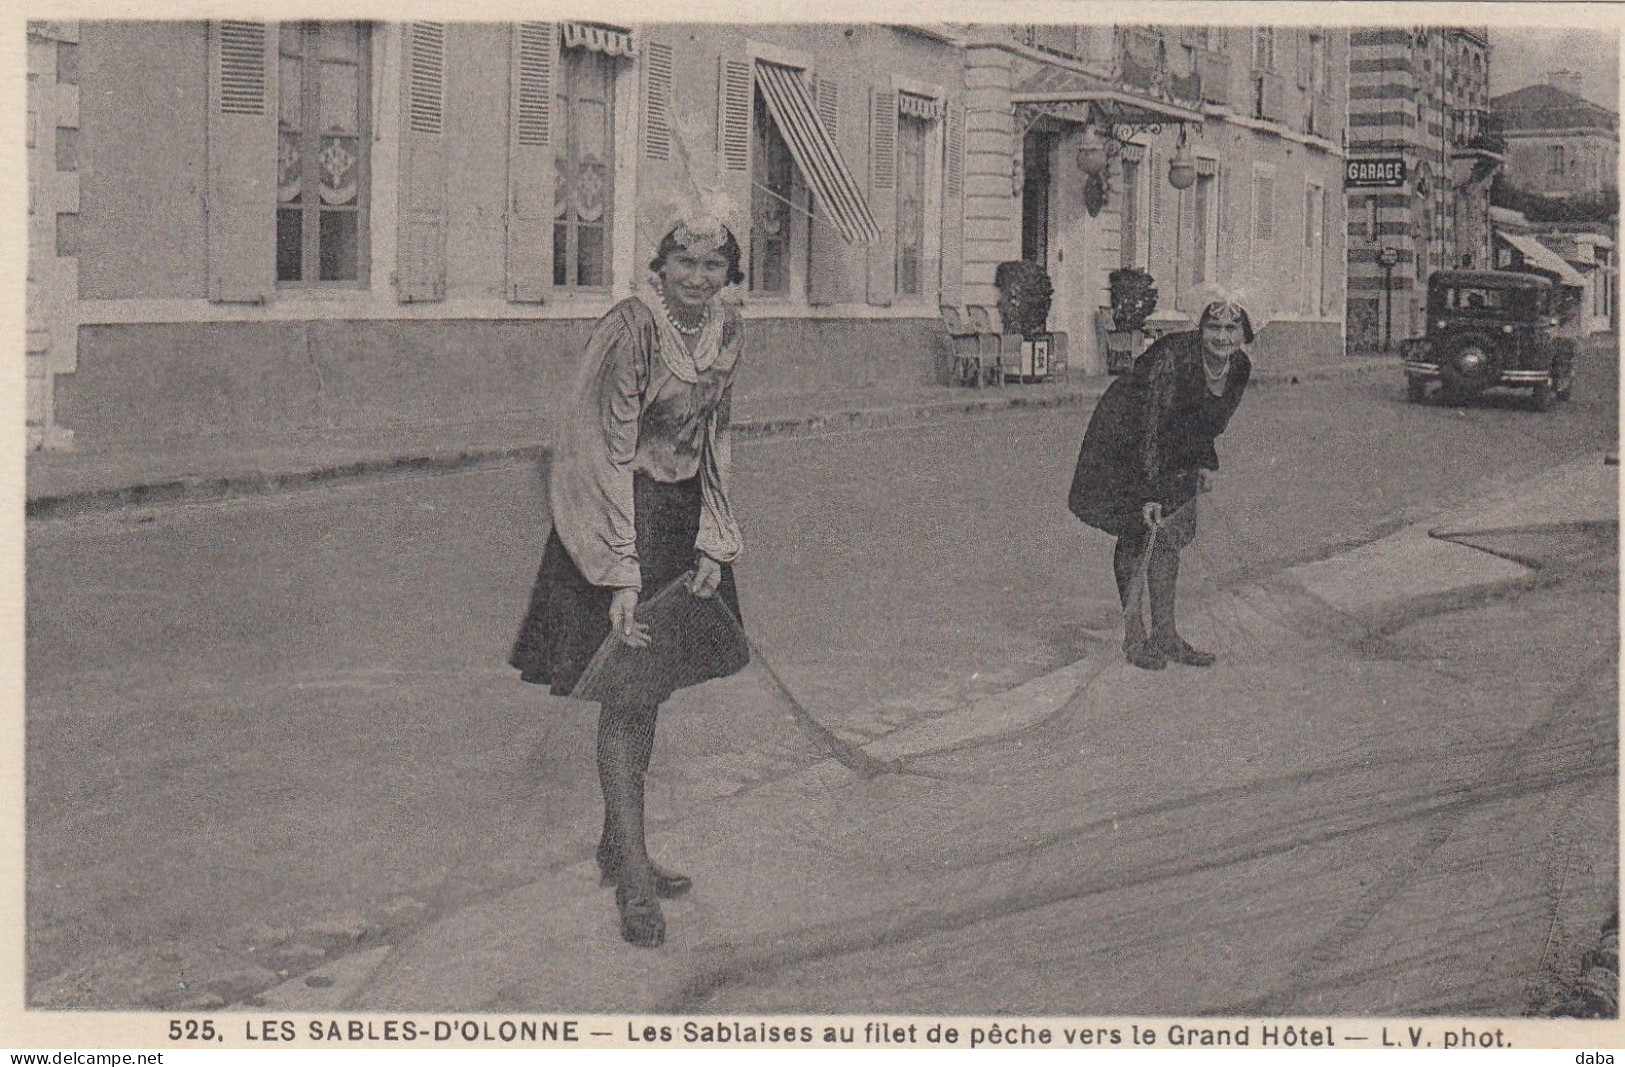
[14, 2, 1623, 1049]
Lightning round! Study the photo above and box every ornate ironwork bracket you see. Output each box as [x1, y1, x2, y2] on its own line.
[1014, 100, 1197, 144]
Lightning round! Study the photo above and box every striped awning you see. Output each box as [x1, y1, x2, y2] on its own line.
[898, 91, 942, 121]
[1498, 231, 1587, 287]
[755, 61, 881, 246]
[560, 22, 635, 57]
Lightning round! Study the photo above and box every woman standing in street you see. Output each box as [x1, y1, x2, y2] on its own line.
[1069, 295, 1254, 670]
[509, 211, 749, 949]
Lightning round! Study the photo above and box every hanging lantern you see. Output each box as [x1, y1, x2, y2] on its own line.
[1076, 126, 1110, 177]
[1168, 128, 1196, 190]
[1082, 172, 1108, 217]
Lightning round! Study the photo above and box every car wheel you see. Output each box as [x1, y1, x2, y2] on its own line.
[1406, 377, 1428, 403]
[1532, 382, 1555, 412]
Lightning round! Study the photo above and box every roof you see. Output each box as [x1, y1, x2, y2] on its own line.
[1490, 83, 1619, 133]
[1495, 232, 1589, 286]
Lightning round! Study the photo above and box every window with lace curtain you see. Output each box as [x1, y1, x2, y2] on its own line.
[895, 113, 929, 298]
[553, 45, 616, 290]
[277, 22, 371, 285]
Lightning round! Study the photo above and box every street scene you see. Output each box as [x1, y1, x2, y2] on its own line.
[20, 14, 1621, 1032]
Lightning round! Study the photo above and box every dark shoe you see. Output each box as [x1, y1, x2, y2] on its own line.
[615, 880, 666, 948]
[1155, 634, 1216, 667]
[598, 860, 692, 899]
[1124, 639, 1167, 671]
[597, 841, 692, 899]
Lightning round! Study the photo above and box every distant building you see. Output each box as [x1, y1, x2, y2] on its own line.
[1494, 207, 1615, 334]
[1491, 74, 1620, 198]
[969, 25, 1348, 374]
[1345, 27, 1500, 350]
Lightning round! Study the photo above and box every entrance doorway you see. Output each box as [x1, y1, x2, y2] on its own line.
[1021, 131, 1055, 268]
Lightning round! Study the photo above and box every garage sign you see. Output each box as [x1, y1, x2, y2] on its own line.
[1344, 158, 1407, 188]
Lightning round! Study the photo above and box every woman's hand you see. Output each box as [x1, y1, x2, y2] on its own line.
[1198, 470, 1215, 494]
[1142, 502, 1164, 528]
[688, 555, 723, 599]
[609, 588, 651, 648]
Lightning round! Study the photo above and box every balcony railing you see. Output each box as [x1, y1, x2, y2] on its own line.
[1010, 25, 1207, 107]
[1452, 109, 1506, 156]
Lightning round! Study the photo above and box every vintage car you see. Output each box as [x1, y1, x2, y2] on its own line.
[1401, 269, 1577, 410]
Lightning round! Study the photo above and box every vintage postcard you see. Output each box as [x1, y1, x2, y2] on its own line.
[8, 0, 1623, 1054]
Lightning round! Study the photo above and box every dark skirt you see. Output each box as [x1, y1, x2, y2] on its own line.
[508, 474, 747, 700]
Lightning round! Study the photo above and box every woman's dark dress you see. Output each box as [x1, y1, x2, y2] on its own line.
[1069, 330, 1250, 537]
[509, 293, 749, 701]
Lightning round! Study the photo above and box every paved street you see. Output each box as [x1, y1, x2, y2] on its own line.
[25, 346, 1618, 1011]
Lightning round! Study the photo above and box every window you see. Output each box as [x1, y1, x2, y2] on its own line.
[553, 45, 616, 290]
[750, 86, 808, 296]
[1192, 170, 1214, 285]
[896, 113, 930, 298]
[1549, 145, 1566, 182]
[1309, 33, 1327, 93]
[1252, 166, 1275, 243]
[1252, 27, 1275, 70]
[1020, 130, 1052, 268]
[277, 22, 371, 285]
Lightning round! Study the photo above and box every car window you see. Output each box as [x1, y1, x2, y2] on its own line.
[1433, 286, 1536, 315]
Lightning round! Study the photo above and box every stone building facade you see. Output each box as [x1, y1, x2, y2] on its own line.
[1345, 27, 1499, 351]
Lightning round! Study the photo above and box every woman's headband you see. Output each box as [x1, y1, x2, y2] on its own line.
[1202, 300, 1247, 325]
[670, 214, 729, 256]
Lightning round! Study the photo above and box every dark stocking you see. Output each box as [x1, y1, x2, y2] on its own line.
[596, 701, 665, 947]
[1147, 542, 1181, 642]
[596, 701, 658, 881]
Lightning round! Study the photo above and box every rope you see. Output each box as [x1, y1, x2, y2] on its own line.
[714, 595, 904, 779]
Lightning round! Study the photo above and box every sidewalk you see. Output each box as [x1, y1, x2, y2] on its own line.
[259, 450, 1615, 1016]
[26, 357, 1393, 519]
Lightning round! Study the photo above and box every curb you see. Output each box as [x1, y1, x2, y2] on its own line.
[25, 359, 1388, 521]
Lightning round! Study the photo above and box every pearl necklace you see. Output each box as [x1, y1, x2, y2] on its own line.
[657, 285, 709, 338]
[1202, 354, 1231, 394]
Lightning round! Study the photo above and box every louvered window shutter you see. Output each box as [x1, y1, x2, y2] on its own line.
[643, 40, 673, 162]
[1150, 148, 1163, 228]
[399, 22, 448, 302]
[866, 86, 897, 306]
[808, 75, 846, 306]
[506, 22, 555, 303]
[1255, 173, 1274, 242]
[1147, 148, 1167, 287]
[207, 20, 277, 303]
[712, 55, 754, 251]
[938, 99, 966, 308]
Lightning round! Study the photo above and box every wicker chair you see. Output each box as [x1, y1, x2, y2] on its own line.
[941, 307, 985, 387]
[966, 306, 1010, 387]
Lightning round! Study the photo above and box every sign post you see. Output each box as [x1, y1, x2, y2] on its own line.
[1379, 246, 1401, 352]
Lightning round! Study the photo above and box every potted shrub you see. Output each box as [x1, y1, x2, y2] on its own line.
[995, 260, 1056, 381]
[1106, 267, 1159, 374]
